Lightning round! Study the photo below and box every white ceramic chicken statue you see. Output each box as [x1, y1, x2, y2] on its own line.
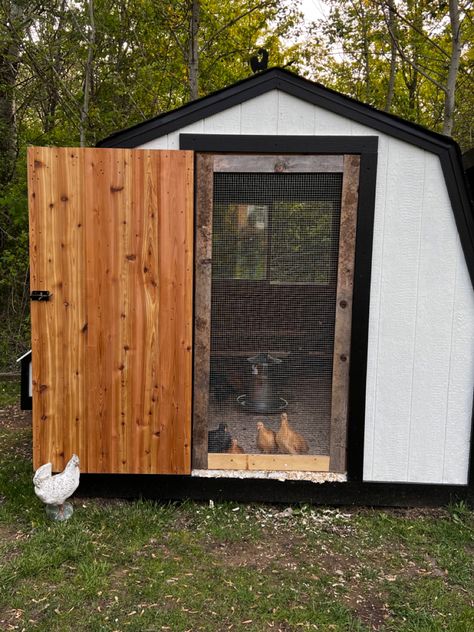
[33, 454, 80, 521]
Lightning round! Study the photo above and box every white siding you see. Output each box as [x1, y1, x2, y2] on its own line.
[140, 89, 474, 485]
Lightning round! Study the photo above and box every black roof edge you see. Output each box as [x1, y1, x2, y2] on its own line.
[97, 67, 455, 152]
[97, 67, 474, 290]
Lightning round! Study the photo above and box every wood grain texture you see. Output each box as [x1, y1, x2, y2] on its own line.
[28, 147, 193, 474]
[192, 153, 214, 469]
[329, 155, 360, 473]
[207, 454, 330, 472]
[213, 154, 343, 173]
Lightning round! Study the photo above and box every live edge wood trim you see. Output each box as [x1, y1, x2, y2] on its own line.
[330, 155, 360, 472]
[192, 153, 214, 469]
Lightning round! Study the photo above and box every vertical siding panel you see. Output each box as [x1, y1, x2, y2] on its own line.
[407, 155, 457, 482]
[369, 138, 424, 482]
[141, 136, 169, 150]
[241, 91, 278, 133]
[362, 135, 390, 480]
[203, 107, 241, 134]
[314, 108, 352, 135]
[167, 121, 204, 149]
[278, 93, 316, 134]
[443, 247, 474, 483]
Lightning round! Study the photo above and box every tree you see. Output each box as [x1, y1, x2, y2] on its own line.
[0, 0, 304, 369]
[305, 0, 474, 140]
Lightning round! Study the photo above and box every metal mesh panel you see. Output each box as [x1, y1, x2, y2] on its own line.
[207, 171, 343, 456]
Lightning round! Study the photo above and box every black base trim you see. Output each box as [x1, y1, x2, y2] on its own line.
[77, 474, 473, 508]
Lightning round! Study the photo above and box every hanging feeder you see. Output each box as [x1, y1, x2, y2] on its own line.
[237, 352, 288, 413]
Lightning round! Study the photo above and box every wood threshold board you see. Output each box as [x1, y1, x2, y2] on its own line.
[207, 454, 330, 472]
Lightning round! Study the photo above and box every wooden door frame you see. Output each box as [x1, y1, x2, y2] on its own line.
[192, 151, 361, 473]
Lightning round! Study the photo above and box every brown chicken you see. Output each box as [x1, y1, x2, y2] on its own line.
[227, 438, 245, 454]
[275, 413, 309, 455]
[256, 421, 277, 454]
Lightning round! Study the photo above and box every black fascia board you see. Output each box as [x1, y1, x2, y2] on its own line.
[98, 67, 453, 154]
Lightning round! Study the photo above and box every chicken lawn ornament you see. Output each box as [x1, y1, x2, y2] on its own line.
[33, 454, 80, 521]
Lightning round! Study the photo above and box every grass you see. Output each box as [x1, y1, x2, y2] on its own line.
[0, 382, 473, 631]
[0, 380, 19, 407]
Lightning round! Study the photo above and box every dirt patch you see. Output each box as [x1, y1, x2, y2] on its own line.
[208, 526, 314, 571]
[0, 404, 31, 430]
[345, 588, 390, 630]
[212, 539, 289, 570]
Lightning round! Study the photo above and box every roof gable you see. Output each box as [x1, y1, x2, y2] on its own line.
[97, 68, 474, 290]
[99, 67, 451, 153]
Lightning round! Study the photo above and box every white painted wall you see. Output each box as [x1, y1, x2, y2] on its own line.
[140, 89, 474, 485]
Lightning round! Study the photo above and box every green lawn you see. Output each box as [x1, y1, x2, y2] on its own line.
[0, 381, 473, 631]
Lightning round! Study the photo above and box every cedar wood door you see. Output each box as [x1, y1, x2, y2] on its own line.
[28, 147, 193, 474]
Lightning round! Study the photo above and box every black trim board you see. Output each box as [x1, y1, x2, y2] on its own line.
[20, 352, 32, 411]
[186, 135, 378, 482]
[180, 134, 378, 154]
[97, 67, 474, 292]
[76, 474, 473, 508]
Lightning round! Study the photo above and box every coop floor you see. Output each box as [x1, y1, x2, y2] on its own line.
[208, 374, 331, 457]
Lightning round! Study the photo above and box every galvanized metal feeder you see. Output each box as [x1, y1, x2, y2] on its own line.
[237, 352, 288, 414]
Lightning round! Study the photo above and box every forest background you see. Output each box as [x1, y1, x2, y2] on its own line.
[0, 0, 472, 370]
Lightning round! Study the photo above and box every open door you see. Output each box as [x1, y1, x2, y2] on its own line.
[28, 147, 193, 474]
[193, 153, 359, 473]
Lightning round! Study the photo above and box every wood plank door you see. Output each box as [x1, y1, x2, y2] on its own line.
[28, 147, 193, 474]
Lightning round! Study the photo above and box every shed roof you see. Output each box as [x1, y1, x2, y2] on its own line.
[97, 67, 474, 288]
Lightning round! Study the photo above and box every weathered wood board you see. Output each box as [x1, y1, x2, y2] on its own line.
[329, 155, 360, 472]
[207, 454, 330, 472]
[28, 147, 193, 474]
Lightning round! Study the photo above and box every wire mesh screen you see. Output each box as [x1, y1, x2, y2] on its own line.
[207, 171, 343, 457]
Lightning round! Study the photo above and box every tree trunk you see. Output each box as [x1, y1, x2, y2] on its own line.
[0, 2, 23, 186]
[80, 0, 96, 147]
[443, 0, 461, 136]
[188, 0, 200, 101]
[384, 0, 397, 112]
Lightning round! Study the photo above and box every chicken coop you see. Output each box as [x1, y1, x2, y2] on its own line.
[27, 69, 474, 505]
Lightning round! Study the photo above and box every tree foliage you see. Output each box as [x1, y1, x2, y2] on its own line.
[0, 0, 472, 369]
[304, 0, 473, 142]
[0, 0, 302, 369]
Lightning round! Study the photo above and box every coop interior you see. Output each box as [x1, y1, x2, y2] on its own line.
[205, 167, 344, 471]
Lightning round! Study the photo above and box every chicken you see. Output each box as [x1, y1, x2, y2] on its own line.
[227, 438, 245, 454]
[208, 423, 232, 453]
[256, 421, 277, 454]
[33, 454, 80, 519]
[275, 413, 309, 455]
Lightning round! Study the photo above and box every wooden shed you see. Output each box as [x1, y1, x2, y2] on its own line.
[28, 69, 474, 505]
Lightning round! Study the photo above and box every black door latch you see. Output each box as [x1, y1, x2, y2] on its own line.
[30, 290, 51, 301]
